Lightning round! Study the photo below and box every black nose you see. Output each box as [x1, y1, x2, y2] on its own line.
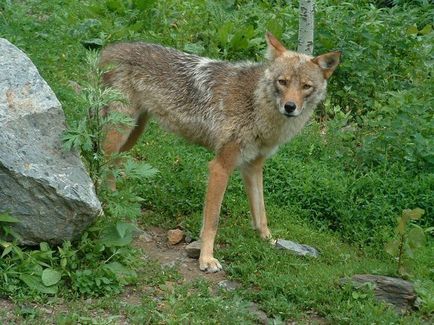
[284, 101, 297, 114]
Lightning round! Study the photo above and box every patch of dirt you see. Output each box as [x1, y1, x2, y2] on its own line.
[133, 227, 227, 285]
[0, 227, 327, 324]
[134, 227, 329, 325]
[0, 298, 16, 322]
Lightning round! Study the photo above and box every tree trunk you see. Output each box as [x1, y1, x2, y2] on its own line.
[298, 0, 315, 55]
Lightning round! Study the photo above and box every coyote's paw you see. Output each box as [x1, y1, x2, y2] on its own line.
[199, 256, 222, 273]
[259, 227, 272, 240]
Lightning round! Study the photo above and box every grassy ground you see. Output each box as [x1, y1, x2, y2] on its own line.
[1, 0, 433, 324]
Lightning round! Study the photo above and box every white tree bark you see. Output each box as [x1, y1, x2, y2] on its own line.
[298, 0, 315, 55]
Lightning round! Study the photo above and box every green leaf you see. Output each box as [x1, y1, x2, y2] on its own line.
[100, 222, 135, 247]
[216, 21, 234, 45]
[105, 111, 134, 127]
[266, 19, 283, 39]
[105, 0, 125, 14]
[41, 269, 62, 286]
[396, 216, 406, 235]
[183, 42, 205, 55]
[39, 242, 50, 252]
[402, 208, 425, 221]
[104, 262, 137, 283]
[0, 213, 19, 223]
[403, 242, 414, 259]
[81, 38, 103, 50]
[406, 25, 418, 35]
[407, 226, 426, 249]
[230, 25, 255, 50]
[20, 274, 58, 294]
[61, 258, 67, 268]
[116, 222, 136, 238]
[398, 264, 411, 277]
[1, 244, 13, 258]
[132, 0, 158, 11]
[123, 159, 158, 180]
[384, 239, 400, 256]
[419, 24, 432, 36]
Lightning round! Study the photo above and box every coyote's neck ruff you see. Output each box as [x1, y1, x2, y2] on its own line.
[101, 33, 340, 272]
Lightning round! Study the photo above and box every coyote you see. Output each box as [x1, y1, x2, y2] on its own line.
[100, 33, 340, 272]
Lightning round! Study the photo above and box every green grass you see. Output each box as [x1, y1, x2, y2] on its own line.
[1, 0, 433, 324]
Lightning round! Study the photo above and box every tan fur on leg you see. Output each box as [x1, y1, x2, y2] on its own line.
[199, 143, 240, 272]
[103, 111, 149, 190]
[240, 157, 271, 239]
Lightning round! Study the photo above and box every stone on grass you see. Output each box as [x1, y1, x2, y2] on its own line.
[0, 38, 101, 245]
[247, 302, 270, 325]
[135, 229, 153, 243]
[341, 274, 417, 314]
[185, 240, 201, 259]
[218, 280, 242, 291]
[167, 229, 184, 245]
[275, 239, 319, 257]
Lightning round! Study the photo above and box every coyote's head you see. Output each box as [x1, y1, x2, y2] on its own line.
[264, 32, 341, 117]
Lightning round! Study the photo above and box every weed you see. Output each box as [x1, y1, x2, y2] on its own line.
[0, 213, 21, 258]
[385, 208, 427, 276]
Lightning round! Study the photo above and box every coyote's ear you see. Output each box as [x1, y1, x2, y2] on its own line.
[265, 32, 287, 60]
[312, 51, 342, 79]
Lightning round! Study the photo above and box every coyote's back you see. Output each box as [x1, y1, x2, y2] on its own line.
[100, 42, 263, 151]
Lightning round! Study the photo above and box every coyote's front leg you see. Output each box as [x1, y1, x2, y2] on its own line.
[240, 156, 272, 240]
[199, 143, 239, 273]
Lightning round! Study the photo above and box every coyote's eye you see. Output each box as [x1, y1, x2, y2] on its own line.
[302, 84, 313, 90]
[278, 79, 288, 86]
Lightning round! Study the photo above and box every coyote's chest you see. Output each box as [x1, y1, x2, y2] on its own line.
[240, 108, 314, 163]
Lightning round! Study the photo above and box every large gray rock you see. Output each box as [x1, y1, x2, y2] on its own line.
[341, 274, 417, 314]
[0, 38, 101, 245]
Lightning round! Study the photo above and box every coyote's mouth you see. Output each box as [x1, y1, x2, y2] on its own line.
[283, 110, 301, 118]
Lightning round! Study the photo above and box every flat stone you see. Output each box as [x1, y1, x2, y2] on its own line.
[341, 274, 417, 314]
[247, 302, 271, 325]
[217, 280, 242, 291]
[0, 38, 101, 245]
[135, 229, 153, 243]
[185, 240, 201, 259]
[275, 239, 319, 257]
[167, 229, 184, 245]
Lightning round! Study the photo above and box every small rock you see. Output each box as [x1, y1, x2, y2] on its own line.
[247, 302, 270, 325]
[167, 229, 184, 245]
[184, 235, 193, 244]
[275, 239, 319, 257]
[134, 229, 153, 242]
[341, 274, 417, 314]
[185, 240, 201, 259]
[218, 280, 242, 291]
[161, 261, 177, 269]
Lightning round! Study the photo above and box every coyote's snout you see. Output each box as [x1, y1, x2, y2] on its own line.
[100, 32, 340, 272]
